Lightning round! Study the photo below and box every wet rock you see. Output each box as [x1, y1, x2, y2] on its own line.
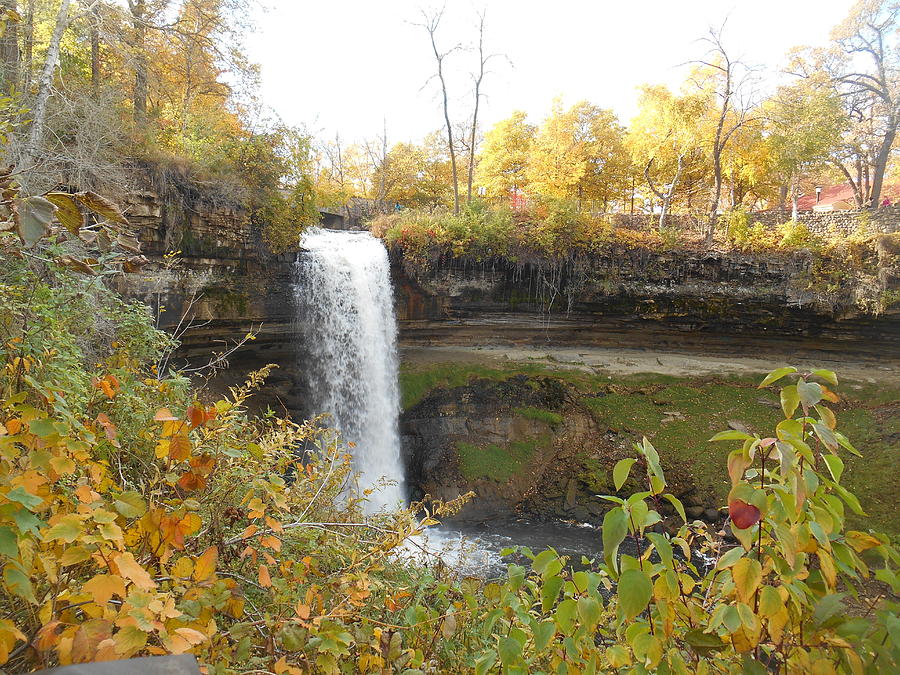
[703, 508, 722, 522]
[564, 479, 578, 510]
[685, 505, 706, 520]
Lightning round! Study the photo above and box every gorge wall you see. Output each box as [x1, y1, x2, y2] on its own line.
[392, 245, 900, 360]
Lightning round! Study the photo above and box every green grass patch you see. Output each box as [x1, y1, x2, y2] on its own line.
[514, 406, 564, 427]
[456, 436, 551, 482]
[403, 361, 899, 531]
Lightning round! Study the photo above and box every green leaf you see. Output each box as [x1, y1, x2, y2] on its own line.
[758, 367, 797, 389]
[834, 431, 862, 457]
[5, 486, 43, 511]
[576, 596, 602, 629]
[540, 575, 563, 612]
[498, 636, 522, 666]
[44, 515, 84, 543]
[474, 653, 496, 675]
[797, 380, 823, 408]
[646, 532, 674, 569]
[684, 628, 726, 653]
[532, 620, 555, 651]
[613, 458, 637, 492]
[0, 526, 18, 557]
[833, 484, 866, 516]
[114, 491, 148, 519]
[661, 494, 686, 523]
[758, 586, 783, 618]
[532, 549, 558, 575]
[28, 418, 58, 438]
[602, 507, 628, 575]
[17, 196, 55, 246]
[554, 598, 577, 635]
[617, 569, 652, 621]
[3, 563, 36, 603]
[780, 385, 800, 418]
[822, 454, 844, 483]
[709, 430, 753, 442]
[811, 369, 838, 386]
[716, 547, 745, 569]
[812, 423, 839, 451]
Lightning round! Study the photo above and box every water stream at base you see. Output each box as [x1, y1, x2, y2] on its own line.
[294, 228, 405, 512]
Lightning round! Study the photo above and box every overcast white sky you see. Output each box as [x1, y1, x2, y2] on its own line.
[245, 1, 855, 145]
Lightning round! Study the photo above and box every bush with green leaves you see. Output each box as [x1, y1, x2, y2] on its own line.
[469, 366, 898, 674]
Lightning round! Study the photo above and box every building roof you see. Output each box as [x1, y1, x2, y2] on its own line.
[795, 183, 900, 210]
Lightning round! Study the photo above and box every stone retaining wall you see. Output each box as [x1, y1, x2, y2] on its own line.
[602, 207, 900, 236]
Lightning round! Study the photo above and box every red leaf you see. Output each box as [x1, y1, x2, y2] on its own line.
[187, 405, 205, 429]
[728, 499, 761, 529]
[177, 472, 206, 492]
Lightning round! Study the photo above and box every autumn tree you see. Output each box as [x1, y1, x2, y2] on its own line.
[763, 76, 846, 219]
[689, 27, 758, 238]
[628, 85, 706, 229]
[525, 100, 589, 199]
[476, 110, 534, 201]
[570, 102, 631, 209]
[829, 0, 899, 208]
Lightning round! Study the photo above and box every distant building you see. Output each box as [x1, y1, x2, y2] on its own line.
[794, 183, 900, 212]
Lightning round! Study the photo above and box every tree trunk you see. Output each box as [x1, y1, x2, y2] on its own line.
[0, 0, 19, 93]
[791, 174, 799, 222]
[90, 3, 100, 97]
[21, 0, 70, 169]
[22, 0, 32, 91]
[130, 0, 147, 126]
[868, 114, 897, 208]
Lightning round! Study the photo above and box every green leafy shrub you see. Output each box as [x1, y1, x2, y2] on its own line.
[777, 220, 820, 249]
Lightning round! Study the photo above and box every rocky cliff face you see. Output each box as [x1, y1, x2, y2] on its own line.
[392, 248, 900, 358]
[119, 187, 303, 412]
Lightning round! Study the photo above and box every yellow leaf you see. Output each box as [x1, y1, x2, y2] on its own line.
[155, 440, 170, 459]
[83, 574, 126, 606]
[732, 558, 762, 604]
[171, 557, 194, 579]
[193, 546, 217, 582]
[258, 564, 271, 588]
[846, 530, 882, 553]
[173, 627, 206, 646]
[113, 553, 156, 590]
[818, 551, 837, 589]
[49, 456, 76, 476]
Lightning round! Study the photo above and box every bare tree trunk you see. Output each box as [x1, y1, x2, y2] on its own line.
[90, 3, 100, 97]
[22, 0, 33, 91]
[419, 8, 459, 214]
[21, 0, 70, 169]
[869, 115, 897, 208]
[129, 0, 147, 126]
[645, 155, 683, 231]
[467, 11, 488, 204]
[834, 160, 863, 208]
[0, 0, 19, 93]
[791, 174, 799, 222]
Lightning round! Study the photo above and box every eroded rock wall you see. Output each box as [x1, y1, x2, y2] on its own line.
[393, 248, 900, 358]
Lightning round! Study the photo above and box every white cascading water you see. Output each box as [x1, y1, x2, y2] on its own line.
[294, 228, 405, 512]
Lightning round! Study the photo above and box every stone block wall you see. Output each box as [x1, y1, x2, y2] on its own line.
[598, 207, 900, 236]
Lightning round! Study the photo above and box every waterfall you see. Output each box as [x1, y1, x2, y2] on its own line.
[293, 228, 405, 512]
